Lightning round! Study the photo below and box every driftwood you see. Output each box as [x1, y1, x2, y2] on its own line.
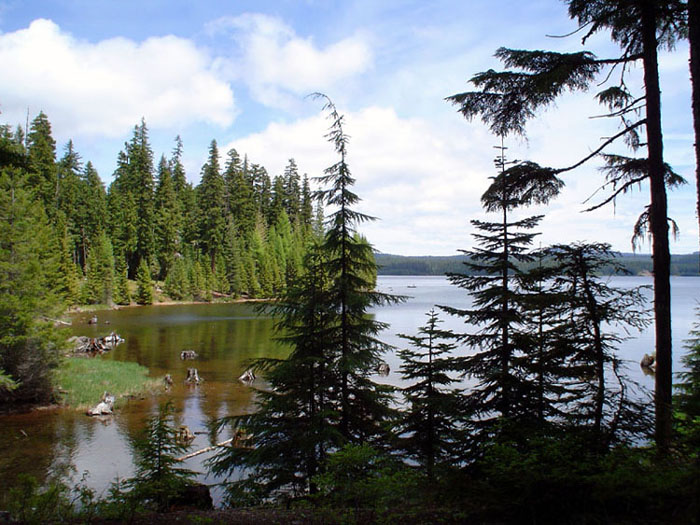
[175, 431, 252, 462]
[239, 369, 256, 383]
[70, 333, 123, 355]
[87, 392, 115, 416]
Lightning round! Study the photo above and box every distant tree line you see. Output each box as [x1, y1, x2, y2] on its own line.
[375, 251, 700, 276]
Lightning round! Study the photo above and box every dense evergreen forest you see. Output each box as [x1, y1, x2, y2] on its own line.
[0, 112, 326, 403]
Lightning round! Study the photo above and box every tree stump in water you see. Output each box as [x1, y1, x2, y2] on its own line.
[87, 392, 115, 416]
[185, 368, 202, 384]
[238, 369, 255, 383]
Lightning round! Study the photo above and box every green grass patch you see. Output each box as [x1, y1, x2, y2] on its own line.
[56, 357, 161, 409]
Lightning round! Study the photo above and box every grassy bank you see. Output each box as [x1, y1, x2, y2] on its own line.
[56, 357, 161, 409]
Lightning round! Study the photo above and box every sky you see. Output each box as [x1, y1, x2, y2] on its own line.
[0, 0, 697, 256]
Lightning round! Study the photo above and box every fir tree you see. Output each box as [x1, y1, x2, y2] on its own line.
[211, 242, 340, 502]
[447, 0, 685, 453]
[0, 171, 64, 403]
[154, 155, 179, 279]
[113, 256, 131, 306]
[125, 402, 196, 511]
[135, 258, 154, 305]
[82, 231, 115, 305]
[397, 309, 463, 481]
[312, 93, 402, 442]
[26, 111, 57, 211]
[197, 140, 227, 271]
[440, 145, 562, 452]
[544, 242, 651, 450]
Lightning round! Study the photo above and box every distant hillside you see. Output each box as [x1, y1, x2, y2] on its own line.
[375, 252, 700, 276]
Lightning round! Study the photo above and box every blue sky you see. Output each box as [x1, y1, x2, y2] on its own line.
[0, 0, 696, 256]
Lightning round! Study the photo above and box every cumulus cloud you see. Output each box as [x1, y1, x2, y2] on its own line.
[0, 19, 235, 137]
[207, 14, 372, 108]
[224, 105, 505, 255]
[224, 100, 698, 256]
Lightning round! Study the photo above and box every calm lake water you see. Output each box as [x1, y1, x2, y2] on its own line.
[1, 275, 699, 506]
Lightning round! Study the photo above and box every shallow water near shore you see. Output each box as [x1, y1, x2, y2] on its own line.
[1, 275, 699, 507]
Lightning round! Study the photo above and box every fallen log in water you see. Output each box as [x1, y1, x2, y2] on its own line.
[175, 438, 233, 462]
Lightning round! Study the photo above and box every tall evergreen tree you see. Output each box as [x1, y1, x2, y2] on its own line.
[447, 0, 684, 452]
[82, 231, 114, 305]
[440, 146, 562, 452]
[543, 242, 651, 450]
[154, 155, 179, 279]
[135, 257, 154, 305]
[224, 147, 256, 238]
[26, 111, 57, 211]
[211, 243, 339, 502]
[197, 140, 227, 271]
[0, 171, 64, 403]
[313, 93, 402, 442]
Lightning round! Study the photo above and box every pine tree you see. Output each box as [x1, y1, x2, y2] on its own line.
[197, 140, 227, 272]
[211, 242, 340, 502]
[448, 0, 684, 453]
[113, 255, 131, 306]
[397, 309, 463, 481]
[312, 93, 402, 442]
[125, 402, 196, 511]
[0, 171, 64, 403]
[543, 242, 651, 450]
[163, 255, 189, 301]
[135, 258, 154, 305]
[439, 145, 562, 452]
[54, 214, 81, 306]
[82, 231, 114, 305]
[26, 111, 57, 212]
[224, 147, 256, 238]
[154, 155, 179, 279]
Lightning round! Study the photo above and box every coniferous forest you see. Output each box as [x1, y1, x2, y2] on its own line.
[2, 1, 700, 523]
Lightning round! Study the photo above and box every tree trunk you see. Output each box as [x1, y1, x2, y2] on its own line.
[641, 0, 673, 455]
[689, 0, 700, 273]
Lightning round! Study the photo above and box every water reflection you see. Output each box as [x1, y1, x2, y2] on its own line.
[1, 276, 698, 507]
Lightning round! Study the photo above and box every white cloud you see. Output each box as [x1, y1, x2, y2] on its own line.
[225, 100, 698, 256]
[0, 19, 235, 137]
[208, 14, 372, 108]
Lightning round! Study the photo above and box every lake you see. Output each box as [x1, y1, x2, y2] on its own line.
[1, 275, 698, 506]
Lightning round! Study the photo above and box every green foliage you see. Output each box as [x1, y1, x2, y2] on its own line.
[675, 310, 700, 457]
[397, 310, 463, 480]
[82, 231, 114, 305]
[211, 243, 340, 502]
[5, 473, 100, 524]
[135, 257, 154, 305]
[164, 255, 190, 300]
[112, 255, 131, 305]
[312, 444, 421, 511]
[125, 402, 196, 511]
[0, 171, 64, 403]
[312, 93, 402, 442]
